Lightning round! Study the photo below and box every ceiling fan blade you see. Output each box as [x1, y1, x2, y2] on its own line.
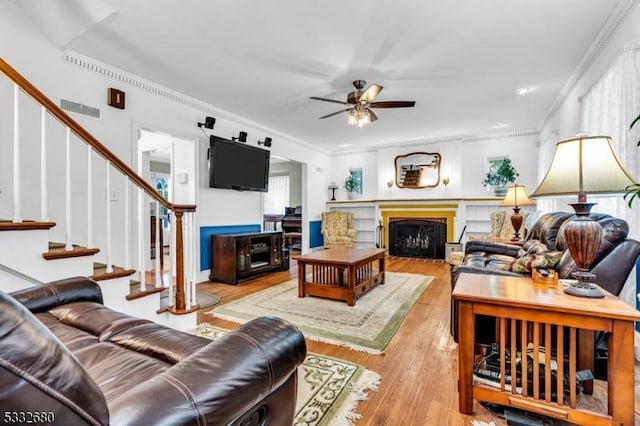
[369, 100, 416, 108]
[359, 84, 383, 103]
[319, 109, 350, 119]
[310, 96, 348, 105]
[368, 109, 378, 122]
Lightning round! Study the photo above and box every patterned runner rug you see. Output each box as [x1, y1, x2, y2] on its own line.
[194, 324, 380, 426]
[208, 272, 433, 354]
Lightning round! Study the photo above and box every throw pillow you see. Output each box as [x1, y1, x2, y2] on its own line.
[509, 251, 564, 273]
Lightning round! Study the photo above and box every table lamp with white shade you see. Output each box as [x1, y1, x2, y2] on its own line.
[500, 184, 536, 241]
[530, 135, 637, 298]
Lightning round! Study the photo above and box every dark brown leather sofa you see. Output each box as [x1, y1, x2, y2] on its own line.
[452, 212, 640, 297]
[0, 277, 306, 426]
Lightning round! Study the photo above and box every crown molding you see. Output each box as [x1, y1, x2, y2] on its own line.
[538, 0, 640, 131]
[62, 50, 331, 156]
[462, 129, 539, 143]
[334, 129, 539, 156]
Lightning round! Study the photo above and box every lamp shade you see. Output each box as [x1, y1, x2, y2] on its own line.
[500, 184, 535, 208]
[530, 135, 636, 198]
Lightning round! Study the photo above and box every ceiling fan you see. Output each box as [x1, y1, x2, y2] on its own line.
[310, 80, 415, 127]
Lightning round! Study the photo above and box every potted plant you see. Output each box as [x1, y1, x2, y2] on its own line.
[482, 158, 519, 196]
[344, 174, 361, 199]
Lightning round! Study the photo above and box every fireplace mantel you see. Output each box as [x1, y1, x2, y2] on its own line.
[326, 198, 506, 249]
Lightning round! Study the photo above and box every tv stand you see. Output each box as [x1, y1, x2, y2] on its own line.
[210, 231, 283, 284]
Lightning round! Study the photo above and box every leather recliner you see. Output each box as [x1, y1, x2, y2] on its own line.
[0, 277, 307, 426]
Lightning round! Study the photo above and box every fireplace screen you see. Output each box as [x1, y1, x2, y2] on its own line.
[389, 219, 446, 259]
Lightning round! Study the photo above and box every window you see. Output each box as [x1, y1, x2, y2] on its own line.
[264, 175, 290, 215]
[153, 175, 170, 225]
[349, 168, 363, 195]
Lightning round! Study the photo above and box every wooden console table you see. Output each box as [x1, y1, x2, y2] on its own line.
[297, 247, 386, 306]
[453, 272, 640, 425]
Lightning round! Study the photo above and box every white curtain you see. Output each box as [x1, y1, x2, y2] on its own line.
[580, 43, 640, 239]
[263, 175, 290, 215]
[578, 44, 640, 321]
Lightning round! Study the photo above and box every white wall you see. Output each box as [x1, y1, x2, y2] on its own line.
[0, 0, 331, 282]
[329, 132, 540, 200]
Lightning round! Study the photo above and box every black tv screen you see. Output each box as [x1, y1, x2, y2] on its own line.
[209, 136, 270, 192]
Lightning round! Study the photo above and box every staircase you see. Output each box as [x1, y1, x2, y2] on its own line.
[0, 58, 199, 330]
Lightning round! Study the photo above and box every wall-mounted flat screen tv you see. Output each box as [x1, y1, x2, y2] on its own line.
[208, 135, 270, 192]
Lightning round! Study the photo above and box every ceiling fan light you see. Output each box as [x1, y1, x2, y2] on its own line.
[347, 111, 356, 125]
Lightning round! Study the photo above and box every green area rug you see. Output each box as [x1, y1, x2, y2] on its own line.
[195, 324, 380, 426]
[208, 272, 433, 354]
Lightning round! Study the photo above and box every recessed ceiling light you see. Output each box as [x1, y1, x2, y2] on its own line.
[516, 87, 533, 96]
[491, 122, 508, 129]
[338, 143, 351, 147]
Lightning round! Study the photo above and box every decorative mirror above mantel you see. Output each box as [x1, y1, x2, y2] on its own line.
[394, 152, 441, 188]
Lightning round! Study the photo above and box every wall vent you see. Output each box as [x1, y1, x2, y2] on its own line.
[60, 99, 100, 119]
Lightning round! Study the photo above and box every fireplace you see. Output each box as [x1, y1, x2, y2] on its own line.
[388, 218, 447, 259]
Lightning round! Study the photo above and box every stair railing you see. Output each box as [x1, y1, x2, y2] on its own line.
[0, 58, 197, 313]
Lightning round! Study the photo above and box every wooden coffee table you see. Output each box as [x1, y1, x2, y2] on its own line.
[297, 247, 386, 306]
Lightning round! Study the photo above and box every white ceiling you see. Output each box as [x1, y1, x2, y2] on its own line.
[15, 0, 625, 152]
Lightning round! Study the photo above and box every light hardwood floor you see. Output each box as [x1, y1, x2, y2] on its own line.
[195, 256, 639, 425]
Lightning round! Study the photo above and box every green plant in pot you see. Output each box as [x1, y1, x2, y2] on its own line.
[482, 158, 519, 197]
[344, 174, 361, 199]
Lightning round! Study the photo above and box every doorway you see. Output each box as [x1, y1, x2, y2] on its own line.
[136, 128, 197, 273]
[264, 157, 303, 254]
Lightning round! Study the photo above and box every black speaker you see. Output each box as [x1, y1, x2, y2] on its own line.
[204, 116, 215, 129]
[198, 116, 216, 129]
[239, 131, 247, 142]
[258, 137, 272, 147]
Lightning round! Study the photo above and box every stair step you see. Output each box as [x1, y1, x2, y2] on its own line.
[91, 262, 136, 281]
[126, 281, 164, 301]
[43, 243, 100, 260]
[157, 304, 201, 316]
[0, 220, 56, 231]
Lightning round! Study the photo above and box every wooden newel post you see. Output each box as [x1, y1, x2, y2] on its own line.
[174, 210, 185, 310]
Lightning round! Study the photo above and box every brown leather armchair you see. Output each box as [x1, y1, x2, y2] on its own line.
[1, 277, 306, 425]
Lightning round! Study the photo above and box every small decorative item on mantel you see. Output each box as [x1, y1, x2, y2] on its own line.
[344, 174, 360, 199]
[328, 182, 338, 201]
[482, 158, 519, 196]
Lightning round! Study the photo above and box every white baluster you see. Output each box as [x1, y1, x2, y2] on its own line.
[137, 189, 145, 290]
[40, 107, 48, 221]
[168, 211, 174, 307]
[12, 85, 21, 223]
[155, 201, 161, 288]
[124, 177, 131, 269]
[184, 212, 191, 310]
[190, 213, 197, 308]
[86, 146, 93, 247]
[65, 127, 72, 251]
[105, 162, 113, 273]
